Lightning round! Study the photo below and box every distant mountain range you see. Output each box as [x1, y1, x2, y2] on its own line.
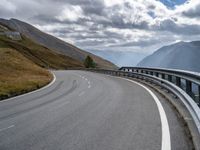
[0, 18, 116, 69]
[88, 50, 147, 67]
[137, 41, 200, 72]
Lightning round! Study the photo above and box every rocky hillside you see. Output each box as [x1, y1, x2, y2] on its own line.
[0, 18, 117, 69]
[137, 41, 200, 72]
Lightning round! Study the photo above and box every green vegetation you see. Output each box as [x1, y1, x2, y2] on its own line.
[0, 47, 52, 100]
[84, 55, 96, 68]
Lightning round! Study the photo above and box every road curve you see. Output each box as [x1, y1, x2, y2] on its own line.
[0, 70, 192, 150]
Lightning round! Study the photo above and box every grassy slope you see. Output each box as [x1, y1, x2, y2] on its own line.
[0, 34, 83, 100]
[0, 35, 83, 69]
[0, 47, 52, 99]
[0, 19, 117, 69]
[0, 20, 86, 100]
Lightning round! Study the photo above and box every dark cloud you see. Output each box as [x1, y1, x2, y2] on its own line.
[151, 18, 200, 35]
[182, 3, 200, 18]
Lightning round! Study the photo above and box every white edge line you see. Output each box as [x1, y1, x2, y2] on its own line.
[115, 76, 171, 150]
[79, 91, 85, 97]
[0, 125, 15, 132]
[0, 71, 56, 103]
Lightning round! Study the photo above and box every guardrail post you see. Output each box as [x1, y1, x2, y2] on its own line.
[186, 80, 192, 97]
[176, 77, 181, 87]
[198, 86, 200, 107]
[168, 75, 172, 82]
[161, 74, 165, 79]
[155, 72, 159, 77]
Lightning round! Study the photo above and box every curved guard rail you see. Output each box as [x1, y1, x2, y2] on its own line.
[119, 67, 200, 108]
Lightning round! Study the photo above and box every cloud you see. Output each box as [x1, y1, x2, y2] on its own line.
[182, 3, 200, 18]
[56, 5, 84, 22]
[1, 0, 200, 64]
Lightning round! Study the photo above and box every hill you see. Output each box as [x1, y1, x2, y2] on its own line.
[137, 41, 200, 72]
[0, 23, 82, 99]
[0, 35, 83, 69]
[0, 18, 117, 69]
[0, 47, 52, 99]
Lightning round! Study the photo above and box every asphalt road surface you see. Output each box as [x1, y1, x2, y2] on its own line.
[0, 71, 193, 150]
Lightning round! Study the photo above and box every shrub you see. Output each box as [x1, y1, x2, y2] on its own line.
[84, 55, 96, 68]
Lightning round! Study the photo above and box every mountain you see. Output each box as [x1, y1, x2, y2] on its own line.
[88, 50, 147, 67]
[137, 41, 200, 72]
[0, 31, 83, 69]
[0, 18, 116, 69]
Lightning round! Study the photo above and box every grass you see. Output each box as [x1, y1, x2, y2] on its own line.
[0, 33, 84, 100]
[0, 35, 83, 69]
[0, 47, 52, 100]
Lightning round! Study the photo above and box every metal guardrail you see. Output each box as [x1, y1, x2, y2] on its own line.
[119, 67, 200, 107]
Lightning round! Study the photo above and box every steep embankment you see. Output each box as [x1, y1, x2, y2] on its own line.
[137, 41, 200, 72]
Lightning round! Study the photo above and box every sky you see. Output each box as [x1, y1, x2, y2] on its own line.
[1, 0, 200, 66]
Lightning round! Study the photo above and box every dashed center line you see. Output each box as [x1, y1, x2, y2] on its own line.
[56, 101, 70, 109]
[0, 125, 15, 132]
[79, 91, 85, 96]
[79, 74, 92, 89]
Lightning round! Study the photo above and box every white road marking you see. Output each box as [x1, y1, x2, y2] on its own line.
[0, 125, 15, 132]
[79, 91, 85, 96]
[116, 77, 171, 150]
[79, 74, 91, 89]
[87, 80, 91, 89]
[184, 117, 192, 121]
[56, 101, 70, 109]
[0, 72, 56, 103]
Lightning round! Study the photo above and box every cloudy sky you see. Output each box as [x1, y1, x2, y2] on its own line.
[1, 0, 200, 66]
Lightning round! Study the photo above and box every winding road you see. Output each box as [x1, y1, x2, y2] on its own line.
[0, 70, 193, 150]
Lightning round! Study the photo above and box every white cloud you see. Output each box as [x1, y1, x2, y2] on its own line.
[0, 0, 16, 12]
[1, 0, 200, 56]
[56, 5, 84, 22]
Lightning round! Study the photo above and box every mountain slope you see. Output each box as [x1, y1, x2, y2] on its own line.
[0, 47, 52, 99]
[0, 18, 117, 69]
[137, 41, 200, 72]
[0, 34, 83, 69]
